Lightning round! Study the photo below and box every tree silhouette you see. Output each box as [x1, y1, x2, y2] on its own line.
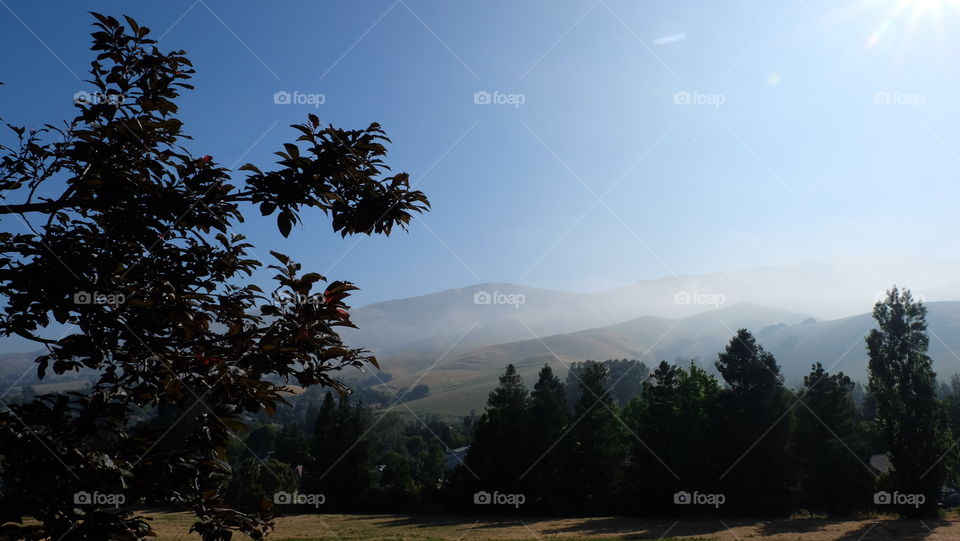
[625, 361, 719, 513]
[0, 13, 427, 541]
[795, 363, 873, 514]
[568, 361, 626, 510]
[524, 364, 570, 509]
[463, 364, 530, 498]
[713, 329, 794, 515]
[867, 287, 950, 517]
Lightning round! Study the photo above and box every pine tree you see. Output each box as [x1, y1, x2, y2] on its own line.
[713, 329, 795, 515]
[625, 361, 720, 513]
[569, 361, 627, 510]
[524, 364, 571, 509]
[795, 363, 873, 514]
[463, 364, 531, 497]
[867, 287, 951, 517]
[303, 392, 372, 510]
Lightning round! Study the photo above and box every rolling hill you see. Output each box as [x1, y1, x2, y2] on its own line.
[395, 302, 960, 416]
[344, 256, 960, 379]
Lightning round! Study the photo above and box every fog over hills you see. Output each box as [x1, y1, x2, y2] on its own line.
[395, 301, 960, 416]
[6, 256, 960, 416]
[344, 256, 960, 370]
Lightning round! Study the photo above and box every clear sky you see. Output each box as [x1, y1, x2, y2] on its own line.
[2, 0, 960, 307]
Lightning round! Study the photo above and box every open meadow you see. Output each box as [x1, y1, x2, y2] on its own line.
[146, 512, 960, 541]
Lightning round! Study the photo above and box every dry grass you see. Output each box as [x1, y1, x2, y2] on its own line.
[144, 511, 960, 541]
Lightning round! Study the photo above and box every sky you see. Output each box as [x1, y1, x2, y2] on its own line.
[3, 0, 960, 309]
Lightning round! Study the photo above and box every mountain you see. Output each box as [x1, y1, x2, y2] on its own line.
[756, 301, 960, 383]
[396, 302, 960, 416]
[344, 256, 960, 375]
[341, 282, 638, 367]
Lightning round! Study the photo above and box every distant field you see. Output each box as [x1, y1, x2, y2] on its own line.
[398, 357, 565, 416]
[144, 511, 960, 540]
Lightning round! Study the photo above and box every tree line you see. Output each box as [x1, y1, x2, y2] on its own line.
[219, 287, 959, 519]
[458, 287, 953, 518]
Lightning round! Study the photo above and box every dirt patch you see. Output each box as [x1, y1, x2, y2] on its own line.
[145, 511, 960, 540]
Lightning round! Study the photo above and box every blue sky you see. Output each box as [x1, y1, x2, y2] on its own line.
[3, 0, 960, 307]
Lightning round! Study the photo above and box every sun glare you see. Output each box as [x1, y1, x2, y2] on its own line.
[865, 0, 960, 49]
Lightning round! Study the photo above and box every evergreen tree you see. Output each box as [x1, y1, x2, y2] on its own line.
[303, 392, 372, 510]
[867, 287, 951, 517]
[463, 364, 531, 497]
[524, 364, 571, 509]
[564, 359, 649, 407]
[625, 361, 720, 513]
[795, 363, 873, 514]
[224, 457, 297, 510]
[275, 424, 312, 470]
[245, 425, 279, 458]
[713, 329, 795, 515]
[604, 359, 649, 406]
[568, 361, 627, 510]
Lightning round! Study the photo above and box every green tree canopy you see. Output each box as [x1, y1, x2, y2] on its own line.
[867, 286, 950, 517]
[0, 13, 427, 541]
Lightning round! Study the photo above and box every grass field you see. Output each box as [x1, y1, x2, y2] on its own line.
[144, 511, 960, 540]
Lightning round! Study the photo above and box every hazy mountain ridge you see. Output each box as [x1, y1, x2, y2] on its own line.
[344, 257, 960, 371]
[396, 301, 960, 415]
[6, 257, 960, 416]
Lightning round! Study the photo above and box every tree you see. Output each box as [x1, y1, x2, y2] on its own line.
[564, 358, 648, 407]
[0, 13, 428, 541]
[625, 361, 720, 513]
[245, 425, 280, 458]
[524, 364, 570, 509]
[866, 287, 950, 517]
[463, 364, 530, 498]
[568, 361, 627, 510]
[795, 363, 873, 515]
[941, 374, 960, 486]
[224, 457, 297, 510]
[713, 329, 795, 515]
[302, 393, 372, 510]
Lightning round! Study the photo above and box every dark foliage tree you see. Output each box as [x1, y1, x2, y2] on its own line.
[463, 364, 530, 497]
[603, 359, 649, 406]
[224, 457, 297, 510]
[713, 329, 795, 515]
[524, 364, 570, 508]
[245, 425, 280, 458]
[867, 287, 951, 517]
[941, 374, 960, 486]
[564, 358, 648, 407]
[795, 363, 873, 514]
[302, 393, 372, 510]
[624, 361, 719, 513]
[0, 13, 427, 541]
[568, 361, 626, 510]
[274, 424, 311, 468]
